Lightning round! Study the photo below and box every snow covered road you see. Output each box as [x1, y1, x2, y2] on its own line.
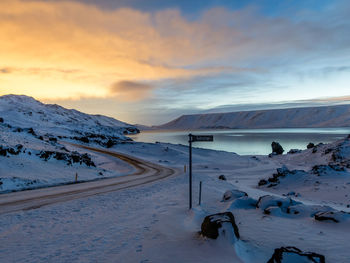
[0, 146, 180, 215]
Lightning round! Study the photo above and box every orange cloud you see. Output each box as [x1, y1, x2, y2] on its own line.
[0, 0, 241, 101]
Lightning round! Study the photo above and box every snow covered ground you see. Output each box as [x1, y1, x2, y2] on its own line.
[1, 136, 350, 262]
[1, 95, 350, 262]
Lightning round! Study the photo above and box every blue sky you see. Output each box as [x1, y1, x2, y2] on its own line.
[2, 0, 350, 124]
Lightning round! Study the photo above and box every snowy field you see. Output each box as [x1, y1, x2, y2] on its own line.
[1, 95, 350, 262]
[1, 137, 350, 262]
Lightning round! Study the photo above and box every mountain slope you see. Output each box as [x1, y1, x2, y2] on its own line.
[0, 94, 138, 138]
[156, 104, 350, 130]
[0, 94, 139, 192]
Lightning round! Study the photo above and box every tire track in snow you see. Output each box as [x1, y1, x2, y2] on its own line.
[0, 145, 180, 215]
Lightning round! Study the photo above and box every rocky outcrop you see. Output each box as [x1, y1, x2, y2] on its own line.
[314, 211, 350, 223]
[258, 167, 306, 188]
[0, 144, 23, 156]
[267, 246, 325, 263]
[37, 150, 95, 167]
[201, 212, 240, 240]
[271, 141, 284, 155]
[307, 142, 315, 149]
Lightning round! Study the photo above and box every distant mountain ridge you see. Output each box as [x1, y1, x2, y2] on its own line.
[155, 104, 350, 130]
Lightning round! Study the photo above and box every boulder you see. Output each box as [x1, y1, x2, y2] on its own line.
[314, 211, 350, 223]
[267, 246, 325, 263]
[271, 141, 284, 155]
[307, 142, 315, 149]
[256, 195, 301, 212]
[222, 189, 248, 202]
[218, 175, 227, 181]
[201, 212, 240, 240]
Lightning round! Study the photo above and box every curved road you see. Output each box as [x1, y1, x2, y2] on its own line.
[0, 145, 179, 215]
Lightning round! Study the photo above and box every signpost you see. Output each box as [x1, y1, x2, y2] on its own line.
[188, 133, 213, 209]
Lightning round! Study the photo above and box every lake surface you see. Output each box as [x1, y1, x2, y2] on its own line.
[129, 128, 350, 155]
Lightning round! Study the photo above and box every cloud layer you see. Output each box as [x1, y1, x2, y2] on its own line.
[0, 0, 349, 124]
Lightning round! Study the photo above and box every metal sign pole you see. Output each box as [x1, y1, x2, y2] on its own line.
[188, 133, 213, 210]
[189, 133, 192, 210]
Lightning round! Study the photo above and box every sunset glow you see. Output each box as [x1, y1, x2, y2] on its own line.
[1, 0, 349, 124]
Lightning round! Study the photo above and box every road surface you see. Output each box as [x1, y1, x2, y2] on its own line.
[0, 145, 179, 215]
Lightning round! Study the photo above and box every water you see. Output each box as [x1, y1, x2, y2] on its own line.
[129, 128, 350, 155]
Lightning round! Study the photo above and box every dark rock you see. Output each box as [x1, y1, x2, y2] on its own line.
[258, 179, 268, 186]
[38, 150, 95, 167]
[259, 167, 306, 187]
[311, 165, 345, 176]
[27, 128, 36, 136]
[307, 142, 315, 149]
[267, 246, 325, 263]
[218, 175, 227, 181]
[16, 144, 23, 151]
[38, 136, 44, 140]
[71, 152, 81, 163]
[49, 137, 57, 143]
[81, 153, 95, 167]
[271, 142, 284, 155]
[0, 145, 21, 156]
[123, 127, 140, 135]
[201, 212, 240, 240]
[73, 136, 89, 143]
[287, 149, 301, 154]
[0, 148, 7, 156]
[324, 148, 333, 154]
[38, 151, 54, 161]
[106, 139, 116, 148]
[314, 211, 339, 223]
[0, 117, 3, 123]
[314, 211, 350, 223]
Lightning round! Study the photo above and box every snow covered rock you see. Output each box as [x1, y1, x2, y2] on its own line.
[256, 195, 301, 214]
[258, 167, 306, 188]
[311, 164, 345, 176]
[222, 189, 248, 202]
[271, 141, 284, 155]
[314, 211, 350, 223]
[201, 212, 240, 240]
[267, 246, 325, 263]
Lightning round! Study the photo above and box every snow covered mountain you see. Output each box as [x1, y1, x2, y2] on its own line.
[156, 104, 350, 130]
[0, 94, 139, 138]
[0, 94, 139, 192]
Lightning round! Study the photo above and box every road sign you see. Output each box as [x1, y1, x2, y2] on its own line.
[188, 133, 213, 209]
[190, 135, 214, 142]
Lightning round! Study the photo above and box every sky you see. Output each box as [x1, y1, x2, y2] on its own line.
[0, 0, 350, 125]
